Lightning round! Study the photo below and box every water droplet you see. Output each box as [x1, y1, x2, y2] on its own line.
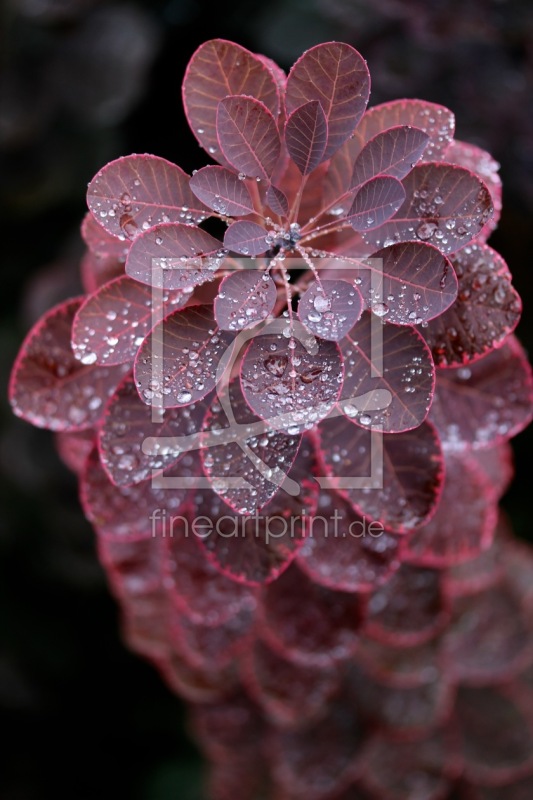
[177, 390, 192, 404]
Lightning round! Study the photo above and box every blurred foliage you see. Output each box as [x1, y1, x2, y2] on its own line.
[0, 0, 531, 797]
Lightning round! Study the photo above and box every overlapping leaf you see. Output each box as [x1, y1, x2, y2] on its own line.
[285, 42, 370, 161]
[182, 39, 279, 165]
[298, 279, 363, 341]
[429, 337, 533, 451]
[421, 243, 521, 366]
[224, 221, 269, 256]
[126, 222, 225, 290]
[134, 304, 235, 408]
[339, 312, 435, 433]
[217, 96, 281, 180]
[351, 125, 430, 186]
[87, 155, 209, 240]
[285, 100, 328, 175]
[9, 298, 129, 432]
[81, 212, 130, 261]
[214, 269, 276, 330]
[444, 140, 502, 239]
[347, 176, 406, 231]
[318, 416, 444, 531]
[362, 163, 493, 253]
[189, 166, 256, 216]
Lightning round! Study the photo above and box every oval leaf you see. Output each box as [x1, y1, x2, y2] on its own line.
[240, 326, 344, 433]
[134, 304, 234, 408]
[340, 312, 435, 433]
[347, 176, 406, 231]
[87, 154, 209, 240]
[285, 42, 370, 161]
[81, 212, 130, 261]
[182, 39, 279, 165]
[285, 100, 328, 175]
[9, 298, 129, 432]
[429, 337, 533, 451]
[362, 163, 493, 253]
[224, 220, 269, 256]
[126, 222, 225, 290]
[421, 242, 521, 366]
[72, 276, 191, 366]
[200, 379, 301, 513]
[351, 125, 430, 187]
[444, 140, 502, 239]
[216, 96, 281, 180]
[189, 166, 255, 216]
[215, 269, 276, 330]
[265, 184, 289, 217]
[298, 279, 363, 341]
[318, 416, 444, 532]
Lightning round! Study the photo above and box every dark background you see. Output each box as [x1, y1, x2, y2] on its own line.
[1, 1, 532, 798]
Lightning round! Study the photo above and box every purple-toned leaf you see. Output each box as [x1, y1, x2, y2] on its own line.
[456, 685, 533, 785]
[189, 690, 265, 762]
[9, 298, 129, 432]
[98, 375, 208, 486]
[189, 166, 255, 217]
[469, 442, 514, 501]
[355, 637, 441, 689]
[265, 184, 289, 217]
[86, 154, 209, 240]
[349, 242, 458, 325]
[404, 454, 498, 568]
[444, 140, 502, 239]
[81, 211, 130, 261]
[214, 269, 276, 330]
[347, 176, 406, 231]
[340, 312, 435, 433]
[55, 429, 95, 475]
[351, 126, 430, 187]
[224, 220, 269, 256]
[134, 304, 234, 409]
[80, 250, 124, 294]
[444, 583, 531, 685]
[97, 535, 163, 599]
[80, 448, 187, 539]
[159, 650, 237, 705]
[182, 39, 279, 165]
[241, 638, 338, 728]
[429, 337, 533, 451]
[421, 243, 521, 367]
[285, 42, 370, 161]
[72, 276, 191, 367]
[195, 438, 318, 585]
[259, 563, 362, 667]
[362, 163, 493, 253]
[285, 100, 328, 175]
[298, 279, 363, 341]
[365, 563, 448, 646]
[356, 99, 455, 161]
[200, 379, 300, 513]
[317, 416, 444, 532]
[445, 521, 505, 599]
[126, 222, 225, 290]
[216, 96, 281, 180]
[170, 605, 253, 670]
[297, 489, 401, 592]
[271, 704, 364, 800]
[240, 325, 344, 433]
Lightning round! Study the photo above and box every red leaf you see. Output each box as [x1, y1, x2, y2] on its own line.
[134, 304, 235, 408]
[81, 211, 130, 261]
[98, 375, 208, 486]
[240, 325, 344, 433]
[348, 241, 458, 325]
[421, 242, 521, 367]
[9, 298, 129, 432]
[182, 39, 279, 165]
[351, 125, 430, 186]
[362, 163, 493, 253]
[72, 275, 191, 366]
[429, 337, 533, 451]
[404, 454, 498, 568]
[285, 42, 370, 161]
[170, 605, 253, 670]
[347, 176, 406, 231]
[469, 442, 514, 501]
[266, 184, 289, 217]
[285, 100, 328, 175]
[224, 220, 269, 256]
[80, 250, 124, 294]
[317, 416, 444, 532]
[339, 311, 435, 433]
[297, 489, 401, 592]
[214, 269, 277, 330]
[55, 429, 95, 474]
[298, 279, 363, 341]
[125, 222, 225, 290]
[86, 154, 208, 240]
[189, 165, 256, 216]
[216, 95, 281, 180]
[444, 140, 502, 239]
